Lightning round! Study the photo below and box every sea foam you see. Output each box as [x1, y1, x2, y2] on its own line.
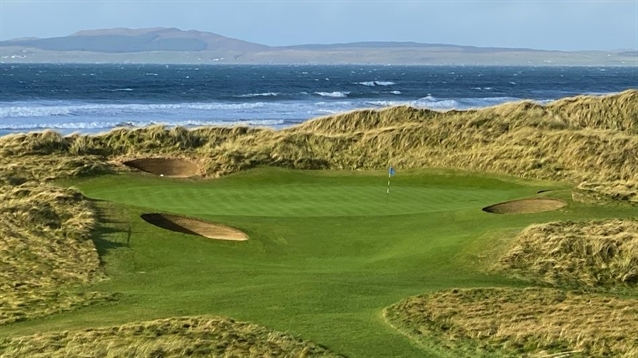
[314, 91, 350, 98]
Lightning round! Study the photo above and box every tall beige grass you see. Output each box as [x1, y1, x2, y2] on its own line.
[385, 287, 638, 357]
[0, 90, 635, 185]
[494, 219, 638, 288]
[0, 184, 112, 325]
[0, 316, 343, 358]
[573, 180, 638, 205]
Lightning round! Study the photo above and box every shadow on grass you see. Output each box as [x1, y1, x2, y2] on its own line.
[89, 199, 131, 263]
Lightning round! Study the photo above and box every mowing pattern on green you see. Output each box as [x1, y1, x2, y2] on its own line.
[83, 178, 518, 218]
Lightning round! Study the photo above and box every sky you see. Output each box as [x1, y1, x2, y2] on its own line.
[0, 0, 637, 51]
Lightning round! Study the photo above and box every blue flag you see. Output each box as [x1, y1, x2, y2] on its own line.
[389, 166, 396, 176]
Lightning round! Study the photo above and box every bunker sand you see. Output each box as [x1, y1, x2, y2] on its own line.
[141, 213, 248, 241]
[123, 158, 199, 177]
[482, 198, 566, 214]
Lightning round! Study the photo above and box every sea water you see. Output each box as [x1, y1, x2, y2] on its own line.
[0, 64, 636, 135]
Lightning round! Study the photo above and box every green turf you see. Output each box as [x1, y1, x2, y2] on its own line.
[3, 167, 635, 357]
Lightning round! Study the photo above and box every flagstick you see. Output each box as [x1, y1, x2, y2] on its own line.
[386, 171, 391, 204]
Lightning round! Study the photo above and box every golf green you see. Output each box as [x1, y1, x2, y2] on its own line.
[4, 167, 631, 357]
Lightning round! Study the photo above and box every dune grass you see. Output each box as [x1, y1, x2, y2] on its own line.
[493, 219, 638, 289]
[0, 316, 342, 358]
[384, 287, 638, 357]
[573, 180, 638, 205]
[0, 183, 115, 325]
[0, 91, 636, 190]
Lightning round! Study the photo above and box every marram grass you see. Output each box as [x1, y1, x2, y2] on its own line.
[0, 184, 113, 325]
[384, 287, 638, 358]
[0, 90, 636, 190]
[0, 316, 343, 358]
[493, 219, 638, 289]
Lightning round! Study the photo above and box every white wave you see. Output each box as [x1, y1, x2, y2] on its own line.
[390, 90, 401, 95]
[368, 95, 524, 111]
[111, 88, 134, 92]
[234, 92, 278, 98]
[0, 102, 273, 118]
[0, 119, 286, 131]
[356, 81, 395, 87]
[415, 97, 460, 109]
[0, 106, 72, 118]
[314, 91, 350, 98]
[366, 100, 405, 107]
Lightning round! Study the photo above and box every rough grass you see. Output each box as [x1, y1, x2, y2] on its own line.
[573, 180, 638, 205]
[0, 184, 113, 325]
[0, 316, 343, 358]
[0, 91, 636, 190]
[493, 219, 638, 289]
[0, 90, 636, 356]
[384, 287, 638, 358]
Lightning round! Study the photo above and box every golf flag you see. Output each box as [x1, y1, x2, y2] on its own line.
[386, 166, 395, 204]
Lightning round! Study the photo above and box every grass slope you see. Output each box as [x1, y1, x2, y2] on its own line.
[0, 316, 342, 358]
[0, 91, 636, 200]
[384, 287, 638, 357]
[0, 184, 114, 325]
[494, 219, 638, 289]
[2, 168, 635, 357]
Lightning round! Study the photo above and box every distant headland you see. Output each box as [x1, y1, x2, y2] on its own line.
[1, 27, 635, 66]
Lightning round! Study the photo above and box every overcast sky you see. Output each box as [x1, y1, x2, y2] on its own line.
[1, 0, 637, 51]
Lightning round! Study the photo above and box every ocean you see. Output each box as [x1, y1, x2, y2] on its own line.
[1, 64, 636, 136]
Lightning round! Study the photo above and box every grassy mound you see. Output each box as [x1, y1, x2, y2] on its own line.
[573, 180, 638, 205]
[482, 198, 566, 214]
[0, 184, 113, 325]
[384, 287, 638, 357]
[0, 91, 636, 187]
[494, 219, 638, 288]
[0, 316, 343, 358]
[140, 213, 248, 241]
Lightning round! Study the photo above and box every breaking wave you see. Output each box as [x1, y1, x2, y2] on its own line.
[314, 91, 350, 98]
[356, 81, 396, 87]
[234, 92, 279, 98]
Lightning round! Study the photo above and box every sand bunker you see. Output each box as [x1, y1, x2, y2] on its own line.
[123, 158, 199, 177]
[141, 213, 248, 241]
[482, 198, 566, 214]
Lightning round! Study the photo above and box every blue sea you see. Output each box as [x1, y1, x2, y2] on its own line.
[1, 64, 636, 136]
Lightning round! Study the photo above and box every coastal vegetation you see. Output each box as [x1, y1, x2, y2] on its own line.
[1, 316, 341, 358]
[0, 184, 115, 325]
[384, 287, 638, 357]
[0, 90, 636, 357]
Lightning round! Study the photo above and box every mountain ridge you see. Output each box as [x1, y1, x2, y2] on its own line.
[1, 27, 635, 65]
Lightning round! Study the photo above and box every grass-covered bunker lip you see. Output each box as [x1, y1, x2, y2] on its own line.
[482, 198, 566, 214]
[140, 213, 248, 241]
[123, 158, 199, 178]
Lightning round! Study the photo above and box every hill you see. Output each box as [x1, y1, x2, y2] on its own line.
[0, 27, 269, 53]
[1, 27, 635, 65]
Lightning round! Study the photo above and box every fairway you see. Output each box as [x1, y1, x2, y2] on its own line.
[4, 167, 633, 357]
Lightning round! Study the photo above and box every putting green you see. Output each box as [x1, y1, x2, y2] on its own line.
[9, 168, 631, 357]
[76, 168, 531, 217]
